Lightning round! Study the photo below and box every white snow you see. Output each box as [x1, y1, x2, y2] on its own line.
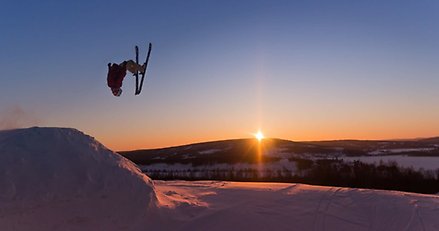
[0, 127, 156, 231]
[1, 127, 439, 231]
[368, 148, 435, 155]
[153, 181, 439, 231]
[198, 148, 222, 155]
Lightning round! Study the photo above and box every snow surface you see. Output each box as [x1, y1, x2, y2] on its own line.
[0, 127, 156, 231]
[198, 148, 222, 155]
[154, 181, 439, 231]
[368, 148, 436, 155]
[1, 127, 439, 231]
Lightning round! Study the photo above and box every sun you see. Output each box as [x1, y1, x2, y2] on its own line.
[254, 131, 265, 142]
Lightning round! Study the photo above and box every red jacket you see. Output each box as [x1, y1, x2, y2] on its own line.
[107, 63, 127, 89]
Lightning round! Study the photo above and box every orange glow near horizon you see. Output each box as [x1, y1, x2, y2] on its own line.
[96, 125, 439, 151]
[89, 107, 439, 152]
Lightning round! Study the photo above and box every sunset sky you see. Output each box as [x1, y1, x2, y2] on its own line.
[1, 1, 439, 150]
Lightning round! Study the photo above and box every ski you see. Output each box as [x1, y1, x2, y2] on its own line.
[134, 46, 139, 94]
[135, 43, 152, 95]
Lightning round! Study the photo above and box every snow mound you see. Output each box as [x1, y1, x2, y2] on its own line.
[0, 127, 157, 231]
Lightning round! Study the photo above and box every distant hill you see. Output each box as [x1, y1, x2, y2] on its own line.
[119, 137, 439, 194]
[418, 136, 439, 144]
[120, 137, 439, 166]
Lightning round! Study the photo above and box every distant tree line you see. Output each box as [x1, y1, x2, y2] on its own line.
[143, 158, 439, 194]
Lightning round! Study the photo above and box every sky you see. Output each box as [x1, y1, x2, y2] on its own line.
[1, 0, 439, 150]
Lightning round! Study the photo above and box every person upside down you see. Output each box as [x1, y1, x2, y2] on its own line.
[107, 60, 145, 97]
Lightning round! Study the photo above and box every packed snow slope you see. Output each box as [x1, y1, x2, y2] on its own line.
[154, 181, 439, 231]
[0, 127, 156, 231]
[1, 127, 439, 231]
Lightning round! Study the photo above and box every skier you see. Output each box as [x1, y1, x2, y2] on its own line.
[107, 60, 145, 97]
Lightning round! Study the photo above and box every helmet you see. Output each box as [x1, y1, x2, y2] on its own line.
[111, 88, 122, 97]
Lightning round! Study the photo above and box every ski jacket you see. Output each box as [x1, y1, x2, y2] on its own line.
[107, 63, 127, 89]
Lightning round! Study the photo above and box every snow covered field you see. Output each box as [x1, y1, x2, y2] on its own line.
[1, 127, 439, 231]
[153, 181, 439, 231]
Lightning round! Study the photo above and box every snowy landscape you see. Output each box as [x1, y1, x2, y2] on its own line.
[3, 1, 439, 230]
[1, 127, 439, 231]
[121, 137, 439, 172]
[121, 137, 439, 194]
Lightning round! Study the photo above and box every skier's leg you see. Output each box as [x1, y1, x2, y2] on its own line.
[126, 60, 145, 74]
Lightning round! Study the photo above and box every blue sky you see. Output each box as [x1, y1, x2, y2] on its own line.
[1, 1, 439, 150]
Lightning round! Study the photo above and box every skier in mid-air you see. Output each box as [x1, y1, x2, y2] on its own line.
[107, 60, 145, 96]
[107, 43, 152, 97]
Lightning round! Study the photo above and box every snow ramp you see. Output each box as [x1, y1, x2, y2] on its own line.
[0, 127, 157, 231]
